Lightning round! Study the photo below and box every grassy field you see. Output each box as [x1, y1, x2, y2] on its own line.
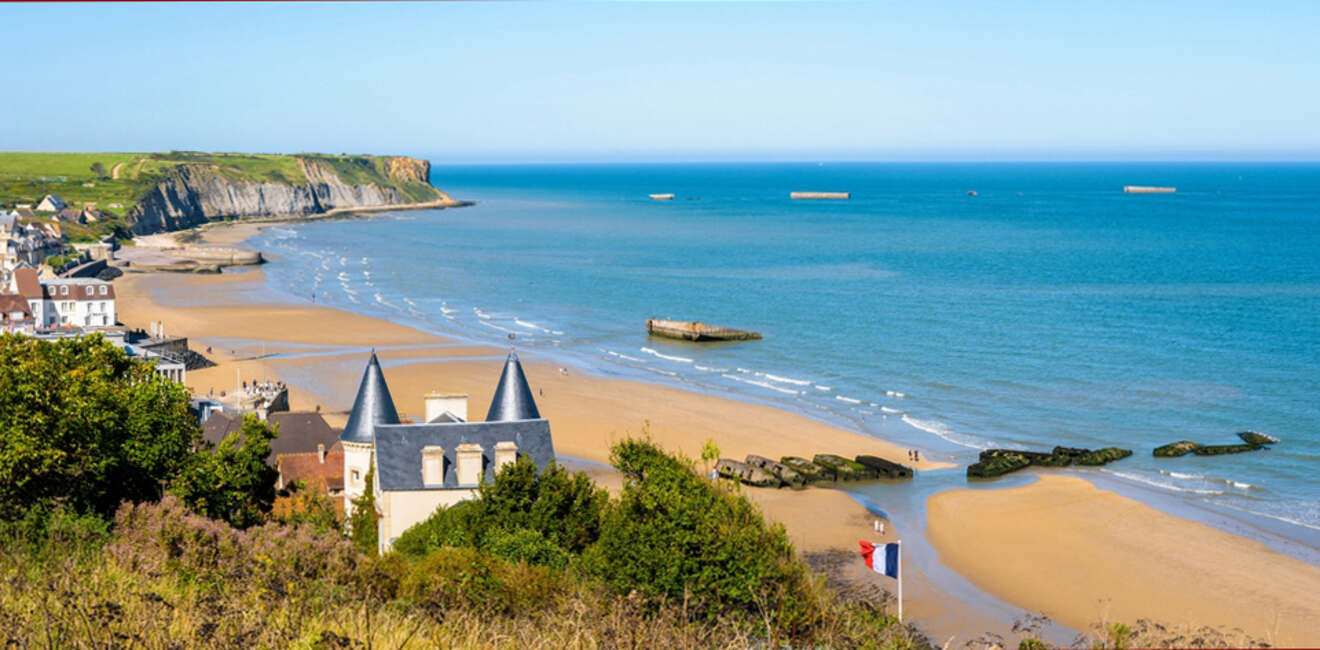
[0, 151, 442, 240]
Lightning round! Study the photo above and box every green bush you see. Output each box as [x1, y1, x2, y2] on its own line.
[584, 437, 816, 628]
[349, 465, 379, 554]
[169, 414, 279, 529]
[0, 334, 198, 520]
[487, 527, 571, 569]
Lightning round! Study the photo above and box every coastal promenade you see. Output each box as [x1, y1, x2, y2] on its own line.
[112, 225, 1320, 647]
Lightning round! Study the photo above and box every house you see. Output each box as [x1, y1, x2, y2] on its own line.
[0, 214, 15, 237]
[277, 441, 346, 495]
[0, 293, 34, 331]
[34, 277, 116, 328]
[35, 195, 67, 213]
[204, 410, 341, 468]
[340, 351, 555, 554]
[54, 208, 82, 223]
[12, 208, 35, 220]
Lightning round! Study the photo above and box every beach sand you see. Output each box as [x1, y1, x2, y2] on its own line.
[115, 262, 1320, 645]
[927, 475, 1320, 647]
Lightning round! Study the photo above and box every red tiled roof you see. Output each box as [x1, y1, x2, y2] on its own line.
[13, 268, 40, 299]
[0, 294, 33, 323]
[278, 442, 345, 491]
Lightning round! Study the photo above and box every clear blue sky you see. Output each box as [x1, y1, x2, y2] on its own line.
[2, 1, 1317, 162]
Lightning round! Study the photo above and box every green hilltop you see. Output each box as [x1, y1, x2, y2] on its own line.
[0, 151, 444, 241]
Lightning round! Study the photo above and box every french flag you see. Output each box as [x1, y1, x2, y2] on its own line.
[859, 540, 899, 579]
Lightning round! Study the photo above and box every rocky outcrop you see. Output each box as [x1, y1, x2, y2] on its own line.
[127, 157, 444, 234]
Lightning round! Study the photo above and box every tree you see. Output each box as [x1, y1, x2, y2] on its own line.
[170, 415, 278, 528]
[0, 334, 198, 520]
[90, 162, 107, 180]
[348, 465, 379, 555]
[701, 437, 721, 476]
[584, 437, 809, 620]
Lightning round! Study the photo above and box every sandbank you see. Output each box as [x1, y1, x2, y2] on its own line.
[927, 475, 1320, 647]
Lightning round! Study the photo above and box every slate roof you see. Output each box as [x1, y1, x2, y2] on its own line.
[374, 419, 554, 491]
[485, 352, 541, 422]
[204, 411, 342, 466]
[340, 352, 399, 443]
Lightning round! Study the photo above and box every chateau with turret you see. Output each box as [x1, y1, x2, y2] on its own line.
[340, 351, 555, 554]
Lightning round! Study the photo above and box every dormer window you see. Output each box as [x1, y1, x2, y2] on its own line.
[456, 443, 484, 486]
[494, 441, 518, 471]
[85, 286, 93, 296]
[99, 285, 107, 295]
[59, 286, 67, 296]
[422, 446, 446, 486]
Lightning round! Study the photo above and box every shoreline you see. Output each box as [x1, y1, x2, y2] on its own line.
[114, 218, 1320, 645]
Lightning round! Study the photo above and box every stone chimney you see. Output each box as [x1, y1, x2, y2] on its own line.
[456, 443, 484, 486]
[317, 443, 326, 463]
[422, 446, 445, 486]
[425, 392, 468, 423]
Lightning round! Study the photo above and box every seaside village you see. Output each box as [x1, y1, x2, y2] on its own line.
[4, 199, 556, 553]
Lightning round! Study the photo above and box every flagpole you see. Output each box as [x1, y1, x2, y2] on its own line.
[897, 540, 903, 622]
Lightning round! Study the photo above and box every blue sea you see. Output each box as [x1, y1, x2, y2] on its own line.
[250, 162, 1320, 543]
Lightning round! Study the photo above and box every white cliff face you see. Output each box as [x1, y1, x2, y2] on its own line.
[127, 158, 438, 234]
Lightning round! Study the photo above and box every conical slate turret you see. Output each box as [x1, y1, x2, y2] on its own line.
[340, 352, 400, 443]
[485, 352, 541, 421]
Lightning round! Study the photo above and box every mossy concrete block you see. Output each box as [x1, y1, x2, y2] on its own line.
[1237, 431, 1277, 446]
[1075, 447, 1133, 466]
[1153, 440, 1201, 457]
[715, 459, 782, 488]
[745, 454, 805, 488]
[854, 455, 914, 479]
[812, 454, 877, 481]
[1192, 444, 1263, 456]
[780, 456, 832, 483]
[1051, 446, 1090, 458]
[967, 453, 1031, 478]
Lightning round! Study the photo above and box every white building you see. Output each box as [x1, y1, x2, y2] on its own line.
[10, 269, 116, 329]
[35, 194, 68, 213]
[340, 352, 554, 554]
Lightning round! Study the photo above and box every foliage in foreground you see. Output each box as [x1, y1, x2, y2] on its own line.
[0, 497, 918, 649]
[0, 334, 198, 520]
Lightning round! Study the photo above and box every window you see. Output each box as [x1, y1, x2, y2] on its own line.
[59, 286, 67, 296]
[99, 285, 107, 296]
[352, 469, 361, 484]
[85, 286, 93, 296]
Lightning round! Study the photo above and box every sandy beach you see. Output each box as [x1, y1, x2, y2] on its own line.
[927, 475, 1320, 647]
[114, 244, 1320, 646]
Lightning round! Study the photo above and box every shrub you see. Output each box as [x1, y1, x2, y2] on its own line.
[348, 465, 379, 555]
[487, 527, 571, 569]
[0, 333, 198, 520]
[169, 414, 279, 528]
[584, 436, 818, 631]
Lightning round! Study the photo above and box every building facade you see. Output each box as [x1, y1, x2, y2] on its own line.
[339, 351, 555, 554]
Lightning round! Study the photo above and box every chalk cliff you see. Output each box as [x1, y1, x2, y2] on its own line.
[127, 156, 448, 234]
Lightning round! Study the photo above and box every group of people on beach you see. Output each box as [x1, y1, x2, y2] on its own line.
[907, 449, 920, 462]
[242, 379, 284, 395]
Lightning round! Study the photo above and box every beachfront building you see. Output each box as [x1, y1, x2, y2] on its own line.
[20, 274, 117, 329]
[340, 351, 554, 554]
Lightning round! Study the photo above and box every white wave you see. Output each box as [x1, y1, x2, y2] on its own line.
[880, 407, 902, 414]
[886, 390, 908, 398]
[1100, 469, 1225, 496]
[1162, 471, 1203, 480]
[722, 374, 800, 395]
[363, 271, 371, 278]
[1159, 470, 1262, 491]
[552, 330, 565, 336]
[694, 364, 729, 372]
[606, 350, 646, 363]
[515, 319, 555, 334]
[480, 321, 518, 335]
[440, 306, 456, 315]
[337, 272, 350, 281]
[339, 257, 348, 266]
[834, 395, 862, 404]
[901, 415, 992, 450]
[647, 368, 679, 377]
[759, 372, 811, 386]
[319, 260, 330, 271]
[640, 347, 694, 363]
[473, 308, 491, 319]
[815, 385, 831, 391]
[403, 298, 418, 309]
[736, 367, 753, 374]
[1217, 503, 1320, 532]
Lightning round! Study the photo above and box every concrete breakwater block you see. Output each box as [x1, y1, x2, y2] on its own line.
[780, 456, 834, 483]
[812, 454, 878, 481]
[968, 445, 1134, 478]
[715, 459, 782, 488]
[1154, 440, 1202, 457]
[853, 455, 914, 479]
[745, 455, 805, 488]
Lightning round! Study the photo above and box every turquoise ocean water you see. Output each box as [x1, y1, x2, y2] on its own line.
[250, 162, 1320, 544]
